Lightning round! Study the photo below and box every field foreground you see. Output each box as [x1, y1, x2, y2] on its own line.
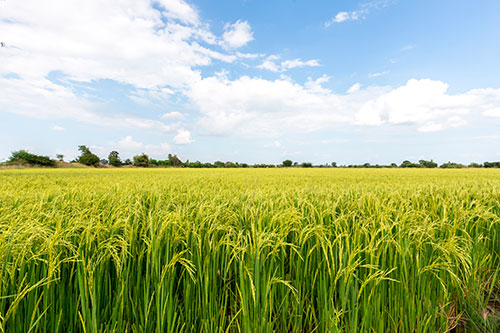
[0, 169, 499, 332]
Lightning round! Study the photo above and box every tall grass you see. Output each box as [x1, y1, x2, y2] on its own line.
[0, 169, 499, 332]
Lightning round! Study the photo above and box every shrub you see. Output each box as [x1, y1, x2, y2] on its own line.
[133, 153, 150, 167]
[77, 145, 100, 167]
[8, 150, 56, 166]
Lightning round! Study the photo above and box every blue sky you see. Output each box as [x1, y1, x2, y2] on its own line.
[1, 0, 500, 165]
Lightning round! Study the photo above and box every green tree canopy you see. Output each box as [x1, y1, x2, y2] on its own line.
[108, 151, 121, 167]
[77, 145, 100, 167]
[133, 153, 150, 167]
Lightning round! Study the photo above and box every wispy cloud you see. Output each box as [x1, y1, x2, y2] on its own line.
[257, 56, 320, 72]
[369, 71, 389, 78]
[325, 0, 392, 27]
[401, 44, 416, 51]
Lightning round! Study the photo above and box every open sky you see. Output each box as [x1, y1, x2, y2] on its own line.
[1, 0, 500, 165]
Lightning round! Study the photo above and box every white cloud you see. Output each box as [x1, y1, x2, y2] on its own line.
[257, 56, 320, 72]
[1, 76, 179, 132]
[401, 44, 416, 51]
[347, 83, 361, 94]
[155, 0, 200, 25]
[354, 79, 487, 131]
[369, 71, 389, 78]
[325, 10, 366, 26]
[51, 125, 65, 131]
[325, 0, 391, 27]
[161, 111, 185, 120]
[0, 0, 231, 90]
[173, 129, 194, 144]
[482, 107, 500, 117]
[222, 20, 254, 49]
[281, 59, 320, 70]
[144, 142, 172, 155]
[2, 0, 500, 149]
[118, 136, 143, 149]
[189, 76, 500, 137]
[257, 55, 281, 72]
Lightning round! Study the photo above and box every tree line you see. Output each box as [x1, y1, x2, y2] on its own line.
[3, 147, 500, 169]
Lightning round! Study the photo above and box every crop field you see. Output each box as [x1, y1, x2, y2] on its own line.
[0, 169, 499, 332]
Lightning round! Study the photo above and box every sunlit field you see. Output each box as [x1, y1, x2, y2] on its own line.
[0, 169, 499, 332]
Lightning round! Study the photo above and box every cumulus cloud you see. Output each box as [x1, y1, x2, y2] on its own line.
[118, 136, 143, 149]
[0, 0, 243, 134]
[2, 0, 499, 149]
[222, 20, 254, 49]
[173, 129, 194, 144]
[188, 76, 500, 137]
[483, 108, 500, 117]
[257, 56, 320, 72]
[155, 0, 200, 25]
[0, 0, 227, 90]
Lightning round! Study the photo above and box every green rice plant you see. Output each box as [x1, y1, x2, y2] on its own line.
[0, 168, 499, 332]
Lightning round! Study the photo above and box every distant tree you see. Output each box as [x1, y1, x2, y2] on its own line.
[214, 161, 225, 168]
[282, 160, 293, 167]
[419, 159, 438, 168]
[400, 160, 422, 168]
[468, 162, 482, 168]
[8, 150, 56, 167]
[168, 154, 182, 167]
[133, 153, 150, 167]
[108, 151, 121, 167]
[440, 161, 465, 169]
[77, 145, 100, 167]
[123, 158, 132, 165]
[56, 154, 64, 162]
[100, 159, 109, 165]
[331, 162, 337, 168]
[484, 161, 500, 168]
[301, 162, 313, 168]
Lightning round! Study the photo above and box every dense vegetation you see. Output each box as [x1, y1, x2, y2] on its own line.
[0, 169, 499, 331]
[3, 148, 500, 169]
[5, 150, 56, 167]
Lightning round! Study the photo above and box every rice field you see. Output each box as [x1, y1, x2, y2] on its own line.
[0, 168, 499, 332]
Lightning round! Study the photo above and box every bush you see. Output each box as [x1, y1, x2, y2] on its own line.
[133, 153, 150, 167]
[77, 145, 100, 167]
[8, 150, 56, 166]
[282, 160, 293, 167]
[483, 161, 500, 168]
[440, 162, 465, 169]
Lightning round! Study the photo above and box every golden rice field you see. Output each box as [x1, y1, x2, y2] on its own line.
[0, 168, 499, 332]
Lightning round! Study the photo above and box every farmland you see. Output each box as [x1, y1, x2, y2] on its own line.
[0, 169, 499, 332]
